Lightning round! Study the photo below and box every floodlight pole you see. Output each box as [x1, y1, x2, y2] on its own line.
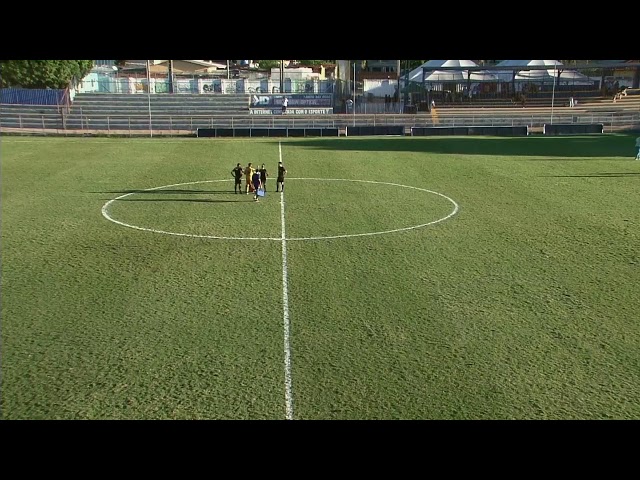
[424, 67, 431, 112]
[147, 59, 153, 138]
[404, 61, 409, 112]
[551, 64, 557, 125]
[353, 60, 356, 126]
[280, 60, 284, 94]
[397, 59, 401, 113]
[168, 60, 174, 94]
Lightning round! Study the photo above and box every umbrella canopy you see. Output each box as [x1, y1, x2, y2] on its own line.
[496, 59, 562, 68]
[556, 70, 592, 84]
[422, 60, 479, 68]
[407, 60, 497, 83]
[516, 62, 562, 80]
[494, 60, 590, 83]
[421, 70, 498, 82]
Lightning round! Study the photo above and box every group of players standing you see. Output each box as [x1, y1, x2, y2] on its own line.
[231, 161, 288, 201]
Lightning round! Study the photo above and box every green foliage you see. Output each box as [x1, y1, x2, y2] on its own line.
[0, 60, 94, 89]
[405, 60, 426, 70]
[254, 60, 281, 70]
[254, 60, 335, 70]
[297, 60, 334, 66]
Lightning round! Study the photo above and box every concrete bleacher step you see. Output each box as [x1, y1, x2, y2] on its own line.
[73, 95, 250, 101]
[4, 89, 637, 134]
[68, 92, 253, 117]
[72, 99, 250, 106]
[0, 105, 61, 115]
[73, 94, 251, 102]
[71, 105, 250, 111]
[71, 103, 250, 110]
[72, 99, 249, 107]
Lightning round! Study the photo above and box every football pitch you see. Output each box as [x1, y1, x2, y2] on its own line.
[1, 133, 639, 420]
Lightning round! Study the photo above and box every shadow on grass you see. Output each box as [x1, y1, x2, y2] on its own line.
[541, 172, 640, 178]
[274, 134, 638, 158]
[95, 189, 237, 195]
[106, 198, 248, 203]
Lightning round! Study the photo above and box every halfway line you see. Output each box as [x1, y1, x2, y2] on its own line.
[280, 141, 294, 420]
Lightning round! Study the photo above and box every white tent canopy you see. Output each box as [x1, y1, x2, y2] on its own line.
[495, 60, 592, 84]
[407, 60, 498, 83]
[496, 59, 561, 68]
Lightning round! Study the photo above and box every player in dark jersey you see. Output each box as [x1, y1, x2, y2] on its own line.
[252, 169, 263, 201]
[276, 161, 287, 193]
[259, 163, 268, 191]
[231, 162, 244, 194]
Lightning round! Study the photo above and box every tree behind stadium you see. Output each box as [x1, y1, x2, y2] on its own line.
[0, 60, 94, 89]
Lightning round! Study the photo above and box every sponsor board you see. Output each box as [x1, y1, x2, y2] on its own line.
[250, 94, 333, 108]
[250, 108, 334, 115]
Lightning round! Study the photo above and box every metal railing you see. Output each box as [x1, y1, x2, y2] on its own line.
[2, 111, 639, 136]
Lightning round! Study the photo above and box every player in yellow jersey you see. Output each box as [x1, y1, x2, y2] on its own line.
[244, 163, 255, 194]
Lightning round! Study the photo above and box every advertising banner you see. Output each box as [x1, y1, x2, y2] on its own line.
[250, 108, 334, 115]
[250, 94, 333, 108]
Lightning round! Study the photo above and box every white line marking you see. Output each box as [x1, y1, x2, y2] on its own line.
[279, 141, 294, 420]
[100, 174, 459, 420]
[101, 179, 281, 240]
[101, 179, 459, 241]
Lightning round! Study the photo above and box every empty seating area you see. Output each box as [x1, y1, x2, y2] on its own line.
[0, 104, 64, 129]
[70, 92, 249, 115]
[430, 91, 610, 109]
[1, 93, 248, 131]
[2, 89, 638, 134]
[59, 92, 252, 130]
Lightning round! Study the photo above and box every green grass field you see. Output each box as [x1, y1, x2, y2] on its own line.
[2, 133, 639, 419]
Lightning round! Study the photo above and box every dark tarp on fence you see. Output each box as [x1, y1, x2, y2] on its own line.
[1, 88, 66, 105]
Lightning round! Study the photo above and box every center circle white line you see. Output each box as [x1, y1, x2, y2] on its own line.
[101, 178, 460, 241]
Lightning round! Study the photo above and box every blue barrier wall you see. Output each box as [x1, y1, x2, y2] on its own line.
[1, 88, 66, 105]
